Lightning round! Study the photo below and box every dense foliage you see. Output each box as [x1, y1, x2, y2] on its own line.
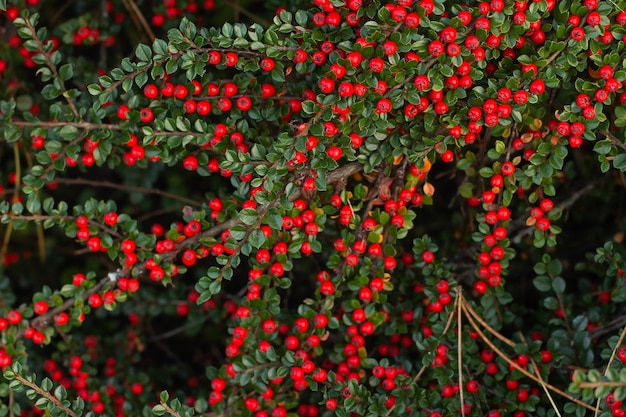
[1, 0, 626, 416]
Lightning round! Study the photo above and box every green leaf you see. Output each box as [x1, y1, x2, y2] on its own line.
[54, 385, 67, 401]
[239, 208, 258, 225]
[593, 140, 611, 155]
[160, 391, 169, 403]
[552, 276, 566, 294]
[152, 405, 166, 416]
[266, 212, 283, 230]
[533, 275, 551, 292]
[249, 228, 266, 248]
[58, 64, 74, 81]
[614, 154, 626, 171]
[135, 43, 152, 62]
[295, 10, 308, 25]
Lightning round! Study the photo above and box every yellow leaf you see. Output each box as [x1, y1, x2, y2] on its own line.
[423, 182, 435, 197]
[531, 118, 542, 130]
[422, 157, 432, 173]
[521, 132, 534, 143]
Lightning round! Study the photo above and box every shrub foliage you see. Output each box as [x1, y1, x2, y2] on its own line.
[1, 0, 626, 416]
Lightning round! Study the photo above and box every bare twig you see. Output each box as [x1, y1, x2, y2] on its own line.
[458, 289, 466, 417]
[1, 144, 20, 259]
[519, 331, 562, 417]
[593, 325, 626, 416]
[460, 294, 595, 411]
[21, 18, 80, 119]
[121, 0, 155, 42]
[54, 178, 202, 207]
[9, 120, 121, 131]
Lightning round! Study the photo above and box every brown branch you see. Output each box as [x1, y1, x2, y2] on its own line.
[538, 48, 565, 73]
[22, 18, 80, 119]
[594, 324, 626, 415]
[28, 161, 364, 332]
[519, 331, 563, 417]
[9, 120, 121, 131]
[579, 381, 626, 388]
[4, 215, 73, 222]
[121, 0, 155, 42]
[1, 144, 20, 259]
[30, 270, 120, 331]
[12, 373, 78, 417]
[54, 178, 202, 207]
[8, 390, 14, 417]
[460, 294, 596, 411]
[159, 400, 182, 417]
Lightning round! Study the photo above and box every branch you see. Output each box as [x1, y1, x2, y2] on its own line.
[9, 120, 121, 131]
[30, 270, 121, 332]
[21, 17, 80, 119]
[459, 293, 596, 411]
[159, 400, 183, 417]
[28, 161, 364, 331]
[12, 374, 79, 417]
[54, 178, 203, 207]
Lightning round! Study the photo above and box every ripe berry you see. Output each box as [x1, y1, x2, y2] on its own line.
[143, 84, 158, 99]
[33, 301, 49, 315]
[325, 399, 337, 410]
[466, 380, 480, 393]
[260, 57, 275, 71]
[139, 108, 154, 123]
[529, 79, 545, 94]
[183, 155, 198, 171]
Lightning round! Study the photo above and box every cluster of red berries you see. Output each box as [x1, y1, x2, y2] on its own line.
[40, 341, 132, 415]
[528, 197, 555, 232]
[152, 0, 215, 28]
[606, 391, 626, 417]
[72, 26, 101, 46]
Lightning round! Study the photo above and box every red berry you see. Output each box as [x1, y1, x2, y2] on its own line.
[33, 301, 49, 315]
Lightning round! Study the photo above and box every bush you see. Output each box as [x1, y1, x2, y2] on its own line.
[1, 0, 626, 415]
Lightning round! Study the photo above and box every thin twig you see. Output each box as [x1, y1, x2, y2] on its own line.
[22, 18, 80, 119]
[54, 178, 202, 207]
[222, 0, 271, 26]
[461, 296, 515, 347]
[460, 294, 595, 411]
[593, 325, 626, 416]
[458, 289, 466, 417]
[148, 318, 206, 342]
[1, 144, 20, 259]
[519, 331, 562, 417]
[383, 365, 426, 417]
[121, 0, 155, 42]
[159, 400, 182, 417]
[579, 381, 626, 388]
[9, 120, 121, 131]
[8, 390, 14, 417]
